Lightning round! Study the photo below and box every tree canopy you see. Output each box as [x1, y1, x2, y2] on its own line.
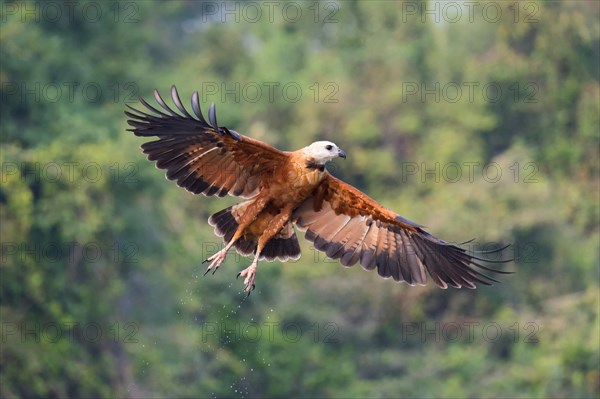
[1, 1, 598, 397]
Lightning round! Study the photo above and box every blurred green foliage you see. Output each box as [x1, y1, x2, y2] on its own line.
[1, 1, 598, 398]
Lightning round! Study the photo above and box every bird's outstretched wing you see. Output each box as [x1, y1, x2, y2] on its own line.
[125, 86, 287, 198]
[293, 173, 511, 288]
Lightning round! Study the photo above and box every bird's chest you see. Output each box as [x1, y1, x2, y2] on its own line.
[268, 165, 323, 207]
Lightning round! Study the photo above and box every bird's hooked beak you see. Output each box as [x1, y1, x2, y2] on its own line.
[338, 148, 347, 159]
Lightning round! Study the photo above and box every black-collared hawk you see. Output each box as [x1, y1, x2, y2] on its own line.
[126, 86, 511, 294]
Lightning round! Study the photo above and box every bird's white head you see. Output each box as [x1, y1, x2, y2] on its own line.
[302, 141, 346, 165]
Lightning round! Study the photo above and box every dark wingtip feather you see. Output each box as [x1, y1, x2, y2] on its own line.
[395, 215, 425, 228]
[412, 232, 513, 288]
[170, 85, 193, 118]
[124, 104, 140, 115]
[475, 243, 512, 254]
[139, 95, 168, 117]
[191, 91, 207, 123]
[208, 103, 219, 129]
[153, 89, 179, 117]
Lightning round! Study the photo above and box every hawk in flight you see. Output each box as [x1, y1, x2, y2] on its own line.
[126, 86, 510, 294]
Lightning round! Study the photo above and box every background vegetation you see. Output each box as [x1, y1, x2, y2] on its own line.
[1, 1, 598, 397]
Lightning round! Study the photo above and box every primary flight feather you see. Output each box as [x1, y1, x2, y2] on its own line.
[126, 85, 510, 294]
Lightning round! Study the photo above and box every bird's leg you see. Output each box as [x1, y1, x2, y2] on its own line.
[203, 240, 236, 275]
[203, 196, 270, 276]
[237, 253, 260, 294]
[236, 204, 293, 295]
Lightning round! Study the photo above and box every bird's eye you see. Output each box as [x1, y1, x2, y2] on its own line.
[325, 145, 333, 151]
